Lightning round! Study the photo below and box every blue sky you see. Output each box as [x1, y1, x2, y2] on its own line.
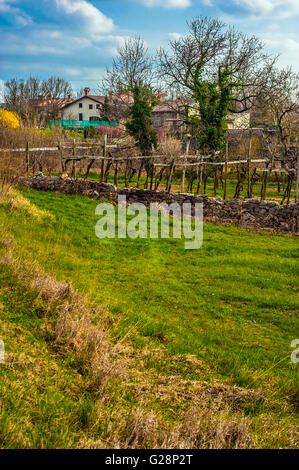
[0, 0, 299, 98]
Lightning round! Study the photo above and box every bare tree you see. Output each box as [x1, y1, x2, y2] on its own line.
[73, 88, 85, 99]
[103, 36, 153, 92]
[157, 16, 276, 116]
[40, 76, 72, 98]
[101, 36, 154, 121]
[256, 67, 299, 203]
[257, 67, 299, 161]
[4, 76, 73, 125]
[4, 77, 41, 123]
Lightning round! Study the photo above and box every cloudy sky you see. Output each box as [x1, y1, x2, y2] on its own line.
[0, 0, 299, 98]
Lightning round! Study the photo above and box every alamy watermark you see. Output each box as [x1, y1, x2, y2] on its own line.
[95, 195, 203, 250]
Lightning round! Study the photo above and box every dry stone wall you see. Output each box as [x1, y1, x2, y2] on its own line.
[19, 175, 298, 234]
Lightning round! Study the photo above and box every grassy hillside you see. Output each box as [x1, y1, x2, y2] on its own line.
[0, 186, 298, 448]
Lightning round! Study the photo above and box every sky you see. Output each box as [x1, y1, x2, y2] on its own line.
[0, 0, 299, 100]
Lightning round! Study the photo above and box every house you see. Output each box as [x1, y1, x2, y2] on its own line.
[226, 111, 251, 129]
[61, 88, 135, 123]
[152, 96, 251, 133]
[61, 88, 105, 121]
[152, 99, 184, 132]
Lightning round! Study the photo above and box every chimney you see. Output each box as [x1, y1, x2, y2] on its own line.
[68, 94, 73, 100]
[84, 87, 90, 96]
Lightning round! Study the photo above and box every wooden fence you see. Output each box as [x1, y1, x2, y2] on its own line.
[0, 137, 298, 204]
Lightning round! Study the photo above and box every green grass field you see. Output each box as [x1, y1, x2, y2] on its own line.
[0, 186, 298, 448]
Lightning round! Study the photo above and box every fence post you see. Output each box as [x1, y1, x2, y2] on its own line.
[26, 141, 30, 176]
[58, 138, 64, 173]
[296, 149, 299, 203]
[71, 139, 76, 179]
[137, 160, 144, 188]
[181, 138, 189, 192]
[247, 135, 252, 198]
[166, 159, 175, 193]
[224, 141, 228, 200]
[100, 135, 107, 182]
[199, 155, 203, 192]
[150, 157, 154, 190]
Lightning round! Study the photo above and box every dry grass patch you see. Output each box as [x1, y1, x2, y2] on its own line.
[0, 184, 54, 220]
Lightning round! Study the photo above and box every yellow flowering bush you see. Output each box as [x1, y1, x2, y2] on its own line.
[0, 109, 20, 129]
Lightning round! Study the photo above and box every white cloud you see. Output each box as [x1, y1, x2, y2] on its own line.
[55, 0, 114, 34]
[260, 31, 299, 69]
[168, 32, 183, 40]
[0, 0, 32, 26]
[0, 29, 92, 56]
[136, 0, 191, 8]
[65, 66, 106, 80]
[233, 0, 299, 18]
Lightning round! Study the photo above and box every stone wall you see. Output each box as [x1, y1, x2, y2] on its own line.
[19, 175, 298, 234]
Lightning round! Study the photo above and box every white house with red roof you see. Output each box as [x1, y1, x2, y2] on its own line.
[61, 87, 107, 121]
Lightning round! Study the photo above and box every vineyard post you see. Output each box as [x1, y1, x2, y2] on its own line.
[166, 158, 175, 193]
[58, 138, 64, 173]
[26, 141, 30, 176]
[100, 134, 107, 182]
[181, 138, 189, 192]
[247, 134, 252, 198]
[296, 142, 299, 203]
[150, 157, 154, 190]
[71, 139, 76, 179]
[224, 141, 228, 200]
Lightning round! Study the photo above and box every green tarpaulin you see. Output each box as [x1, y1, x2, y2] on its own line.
[49, 120, 118, 130]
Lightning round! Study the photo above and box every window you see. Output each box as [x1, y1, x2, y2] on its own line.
[79, 103, 83, 108]
[89, 116, 100, 121]
[89, 104, 93, 110]
[78, 113, 83, 121]
[96, 104, 100, 109]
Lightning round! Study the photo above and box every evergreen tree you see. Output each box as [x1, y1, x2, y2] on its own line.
[125, 85, 158, 155]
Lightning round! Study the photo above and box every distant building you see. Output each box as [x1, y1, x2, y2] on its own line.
[226, 111, 251, 129]
[61, 88, 134, 122]
[27, 93, 73, 125]
[60, 86, 252, 133]
[152, 97, 251, 133]
[61, 88, 106, 121]
[152, 98, 185, 133]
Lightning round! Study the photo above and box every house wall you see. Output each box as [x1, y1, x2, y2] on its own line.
[152, 111, 181, 131]
[227, 112, 251, 129]
[62, 97, 102, 121]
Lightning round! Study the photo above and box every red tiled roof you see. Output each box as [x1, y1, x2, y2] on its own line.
[61, 95, 106, 109]
[30, 96, 73, 108]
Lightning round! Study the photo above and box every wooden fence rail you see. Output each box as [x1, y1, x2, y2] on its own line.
[0, 138, 297, 203]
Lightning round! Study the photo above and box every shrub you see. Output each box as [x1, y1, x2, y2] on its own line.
[84, 126, 97, 139]
[95, 126, 124, 138]
[159, 136, 182, 156]
[0, 109, 20, 129]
